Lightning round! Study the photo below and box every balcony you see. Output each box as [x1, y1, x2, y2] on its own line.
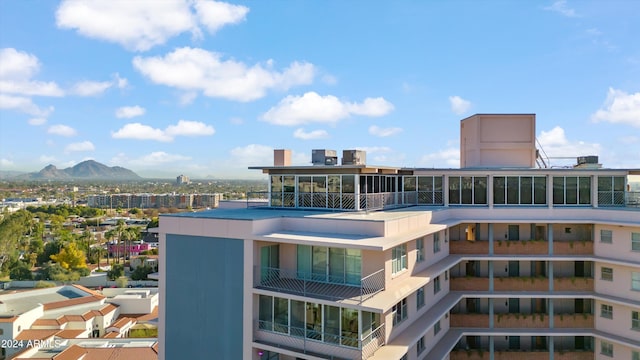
[254, 320, 385, 360]
[254, 266, 385, 305]
[495, 277, 549, 291]
[553, 241, 593, 255]
[247, 191, 409, 211]
[450, 277, 489, 291]
[553, 277, 593, 291]
[450, 313, 594, 329]
[449, 241, 489, 254]
[450, 350, 593, 360]
[494, 240, 548, 255]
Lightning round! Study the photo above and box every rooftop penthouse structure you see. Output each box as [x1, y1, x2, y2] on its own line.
[159, 114, 640, 360]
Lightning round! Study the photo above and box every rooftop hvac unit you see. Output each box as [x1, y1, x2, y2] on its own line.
[342, 150, 366, 165]
[577, 155, 598, 165]
[312, 149, 338, 165]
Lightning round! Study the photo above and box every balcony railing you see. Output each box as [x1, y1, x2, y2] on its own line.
[447, 240, 594, 255]
[450, 350, 593, 360]
[450, 276, 593, 292]
[255, 320, 385, 360]
[255, 266, 385, 305]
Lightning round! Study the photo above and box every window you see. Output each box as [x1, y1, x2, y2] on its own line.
[448, 176, 487, 205]
[600, 304, 613, 319]
[392, 244, 408, 274]
[434, 276, 441, 294]
[416, 237, 424, 262]
[600, 340, 613, 357]
[392, 298, 408, 325]
[597, 176, 625, 206]
[297, 245, 362, 285]
[633, 351, 640, 360]
[633, 233, 640, 251]
[633, 311, 640, 331]
[434, 320, 441, 335]
[601, 267, 613, 281]
[633, 272, 640, 291]
[600, 229, 613, 244]
[493, 176, 547, 205]
[416, 287, 425, 309]
[433, 232, 441, 253]
[416, 336, 425, 355]
[552, 176, 591, 205]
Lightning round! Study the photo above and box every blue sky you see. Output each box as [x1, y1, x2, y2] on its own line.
[1, 0, 639, 179]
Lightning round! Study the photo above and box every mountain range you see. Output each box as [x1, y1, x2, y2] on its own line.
[16, 160, 142, 180]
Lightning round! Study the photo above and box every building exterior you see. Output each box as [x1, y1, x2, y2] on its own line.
[159, 114, 640, 360]
[87, 193, 222, 210]
[176, 174, 190, 185]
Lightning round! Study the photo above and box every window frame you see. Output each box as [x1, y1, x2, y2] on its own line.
[416, 336, 425, 356]
[416, 237, 424, 262]
[632, 311, 639, 331]
[392, 298, 408, 325]
[433, 232, 441, 253]
[600, 340, 613, 357]
[600, 304, 613, 319]
[632, 233, 640, 251]
[434, 319, 441, 335]
[601, 267, 613, 281]
[434, 275, 441, 294]
[633, 272, 640, 291]
[600, 229, 612, 244]
[392, 244, 408, 275]
[416, 287, 425, 310]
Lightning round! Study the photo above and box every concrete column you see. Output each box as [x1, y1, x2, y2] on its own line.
[549, 298, 554, 328]
[489, 298, 494, 328]
[443, 175, 449, 207]
[488, 175, 494, 209]
[488, 223, 494, 255]
[548, 262, 554, 291]
[592, 175, 598, 208]
[549, 336, 554, 359]
[489, 336, 495, 360]
[548, 223, 554, 255]
[547, 175, 553, 209]
[489, 261, 494, 292]
[354, 174, 360, 211]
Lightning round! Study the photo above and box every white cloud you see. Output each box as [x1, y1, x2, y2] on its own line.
[262, 92, 394, 126]
[65, 141, 95, 153]
[115, 105, 146, 119]
[591, 88, 640, 127]
[293, 128, 329, 140]
[194, 0, 249, 33]
[179, 92, 198, 105]
[132, 47, 315, 101]
[420, 147, 460, 168]
[538, 126, 602, 163]
[544, 0, 579, 17]
[47, 124, 77, 137]
[321, 74, 337, 85]
[449, 95, 471, 115]
[0, 94, 54, 117]
[114, 73, 128, 89]
[56, 0, 196, 51]
[39, 155, 57, 164]
[229, 144, 273, 167]
[28, 117, 47, 126]
[369, 125, 402, 137]
[112, 120, 215, 141]
[165, 120, 215, 136]
[0, 158, 14, 167]
[71, 80, 112, 96]
[112, 151, 192, 166]
[0, 48, 64, 97]
[112, 123, 173, 142]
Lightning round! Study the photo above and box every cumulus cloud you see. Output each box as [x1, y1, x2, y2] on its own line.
[449, 95, 471, 115]
[0, 48, 64, 98]
[112, 151, 191, 166]
[165, 120, 215, 136]
[179, 92, 198, 105]
[0, 158, 14, 167]
[229, 144, 273, 167]
[369, 125, 402, 137]
[194, 0, 249, 33]
[28, 117, 47, 126]
[0, 94, 54, 117]
[115, 105, 146, 119]
[112, 123, 173, 142]
[293, 128, 329, 140]
[543, 0, 579, 17]
[591, 88, 640, 127]
[538, 126, 601, 163]
[112, 120, 215, 142]
[262, 92, 394, 126]
[48, 124, 77, 137]
[65, 141, 95, 153]
[71, 81, 112, 96]
[133, 47, 315, 101]
[420, 147, 460, 168]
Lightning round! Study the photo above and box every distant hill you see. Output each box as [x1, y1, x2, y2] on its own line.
[20, 160, 142, 180]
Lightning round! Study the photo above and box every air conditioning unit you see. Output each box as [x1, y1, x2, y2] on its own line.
[312, 149, 338, 165]
[341, 150, 366, 165]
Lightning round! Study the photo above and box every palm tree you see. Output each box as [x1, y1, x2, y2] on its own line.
[105, 229, 116, 265]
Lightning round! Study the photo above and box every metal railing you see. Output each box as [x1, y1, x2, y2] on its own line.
[255, 320, 385, 360]
[247, 191, 405, 211]
[255, 266, 385, 304]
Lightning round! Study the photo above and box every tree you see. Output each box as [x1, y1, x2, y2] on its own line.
[107, 263, 124, 280]
[10, 261, 33, 280]
[50, 242, 87, 270]
[131, 265, 153, 280]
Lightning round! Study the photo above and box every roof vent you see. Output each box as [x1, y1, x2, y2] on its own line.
[311, 149, 338, 166]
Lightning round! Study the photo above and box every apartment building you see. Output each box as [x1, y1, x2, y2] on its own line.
[159, 114, 640, 360]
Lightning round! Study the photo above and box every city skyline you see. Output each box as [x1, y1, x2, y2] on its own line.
[1, 0, 639, 179]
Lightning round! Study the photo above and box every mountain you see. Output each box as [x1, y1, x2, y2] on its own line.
[22, 160, 141, 180]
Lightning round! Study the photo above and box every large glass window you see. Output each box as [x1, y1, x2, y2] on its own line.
[259, 295, 273, 330]
[274, 297, 289, 333]
[412, 176, 444, 205]
[306, 302, 322, 340]
[392, 244, 407, 274]
[416, 287, 425, 309]
[632, 311, 639, 331]
[632, 233, 640, 251]
[553, 176, 591, 205]
[449, 176, 487, 205]
[341, 308, 358, 347]
[290, 300, 305, 337]
[297, 245, 361, 285]
[433, 232, 441, 253]
[494, 176, 547, 205]
[324, 305, 341, 344]
[598, 176, 625, 206]
[393, 298, 408, 325]
[633, 272, 640, 291]
[416, 237, 424, 262]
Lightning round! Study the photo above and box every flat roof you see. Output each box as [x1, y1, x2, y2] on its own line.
[0, 286, 94, 318]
